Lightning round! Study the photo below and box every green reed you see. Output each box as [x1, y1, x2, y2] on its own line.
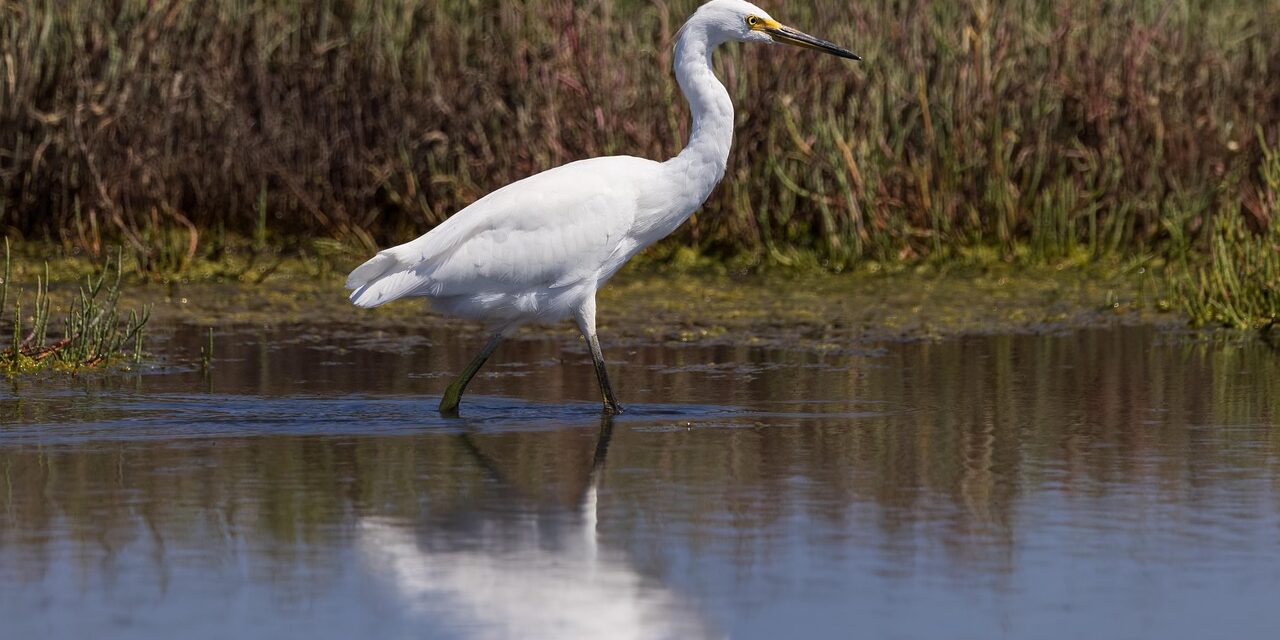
[200, 327, 213, 373]
[1, 241, 150, 373]
[1176, 133, 1280, 329]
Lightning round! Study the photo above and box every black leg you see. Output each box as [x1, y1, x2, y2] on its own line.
[574, 296, 623, 415]
[586, 332, 624, 415]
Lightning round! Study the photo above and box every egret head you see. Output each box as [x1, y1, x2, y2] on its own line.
[693, 0, 861, 60]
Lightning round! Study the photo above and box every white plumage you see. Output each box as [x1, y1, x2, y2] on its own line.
[345, 0, 859, 414]
[348, 156, 660, 322]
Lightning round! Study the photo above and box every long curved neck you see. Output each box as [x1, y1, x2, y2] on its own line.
[665, 20, 734, 195]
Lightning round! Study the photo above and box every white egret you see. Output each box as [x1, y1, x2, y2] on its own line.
[346, 0, 859, 415]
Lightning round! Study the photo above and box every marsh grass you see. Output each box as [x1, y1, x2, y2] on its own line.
[1177, 134, 1280, 329]
[200, 327, 213, 373]
[1, 0, 1277, 322]
[1, 240, 150, 374]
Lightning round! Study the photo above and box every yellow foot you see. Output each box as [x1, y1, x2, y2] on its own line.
[439, 383, 463, 416]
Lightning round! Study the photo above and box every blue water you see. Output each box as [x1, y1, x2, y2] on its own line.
[1, 324, 1278, 639]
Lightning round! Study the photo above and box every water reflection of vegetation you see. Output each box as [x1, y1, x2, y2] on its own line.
[2, 328, 1276, 592]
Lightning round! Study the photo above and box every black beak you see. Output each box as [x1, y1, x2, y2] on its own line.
[766, 25, 861, 61]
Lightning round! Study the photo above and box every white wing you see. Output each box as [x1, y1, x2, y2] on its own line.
[347, 156, 657, 308]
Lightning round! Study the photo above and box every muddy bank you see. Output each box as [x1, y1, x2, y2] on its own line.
[79, 263, 1179, 350]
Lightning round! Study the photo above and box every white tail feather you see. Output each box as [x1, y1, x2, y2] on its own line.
[351, 268, 440, 308]
[346, 251, 432, 308]
[345, 252, 399, 290]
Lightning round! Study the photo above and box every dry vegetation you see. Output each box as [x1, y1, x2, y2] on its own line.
[0, 0, 1277, 323]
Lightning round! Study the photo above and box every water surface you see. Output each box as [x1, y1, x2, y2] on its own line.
[2, 324, 1278, 639]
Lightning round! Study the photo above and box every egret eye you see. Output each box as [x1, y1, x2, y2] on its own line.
[746, 15, 759, 27]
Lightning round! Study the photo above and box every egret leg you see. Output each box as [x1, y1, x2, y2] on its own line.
[586, 332, 624, 414]
[574, 298, 624, 415]
[439, 331, 505, 416]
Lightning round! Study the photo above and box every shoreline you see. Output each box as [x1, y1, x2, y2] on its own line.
[24, 261, 1181, 350]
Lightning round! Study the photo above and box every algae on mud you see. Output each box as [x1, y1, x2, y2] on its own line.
[32, 256, 1176, 351]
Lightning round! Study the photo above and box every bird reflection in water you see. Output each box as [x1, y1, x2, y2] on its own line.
[358, 417, 721, 640]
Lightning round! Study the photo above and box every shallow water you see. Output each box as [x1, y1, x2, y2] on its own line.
[2, 323, 1278, 639]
